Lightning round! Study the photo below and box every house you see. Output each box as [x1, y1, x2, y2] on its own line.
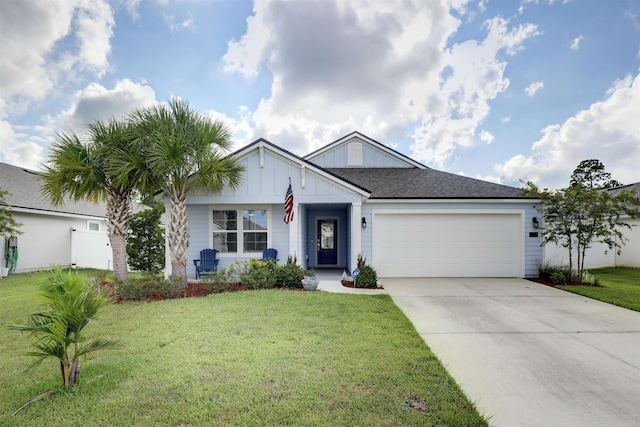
[544, 182, 640, 268]
[179, 132, 543, 279]
[0, 162, 111, 274]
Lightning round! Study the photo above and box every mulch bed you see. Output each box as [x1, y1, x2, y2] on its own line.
[527, 278, 602, 288]
[340, 280, 381, 289]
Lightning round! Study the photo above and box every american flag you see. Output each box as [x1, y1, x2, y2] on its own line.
[284, 182, 294, 224]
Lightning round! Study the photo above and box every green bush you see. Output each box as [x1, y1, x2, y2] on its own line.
[549, 271, 566, 285]
[126, 203, 165, 274]
[114, 275, 186, 301]
[275, 262, 305, 288]
[237, 259, 276, 290]
[356, 264, 378, 288]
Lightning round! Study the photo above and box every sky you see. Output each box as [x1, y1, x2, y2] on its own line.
[1, 0, 639, 189]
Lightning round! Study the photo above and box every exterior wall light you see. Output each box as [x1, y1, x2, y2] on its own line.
[532, 216, 539, 229]
[361, 217, 367, 229]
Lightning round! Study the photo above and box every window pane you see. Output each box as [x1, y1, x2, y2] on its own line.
[213, 232, 237, 253]
[213, 210, 237, 231]
[88, 222, 100, 231]
[243, 210, 268, 230]
[321, 221, 334, 249]
[243, 232, 267, 252]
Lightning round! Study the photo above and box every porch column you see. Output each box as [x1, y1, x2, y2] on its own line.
[351, 202, 362, 271]
[288, 201, 300, 264]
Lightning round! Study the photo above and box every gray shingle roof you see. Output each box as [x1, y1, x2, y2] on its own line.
[326, 167, 528, 199]
[0, 162, 107, 217]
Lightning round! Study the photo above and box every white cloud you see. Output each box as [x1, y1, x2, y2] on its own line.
[495, 73, 640, 188]
[164, 11, 196, 33]
[0, 79, 157, 170]
[570, 35, 584, 50]
[52, 79, 158, 132]
[0, 119, 45, 170]
[0, 0, 115, 117]
[222, 1, 540, 164]
[501, 115, 512, 123]
[525, 80, 544, 97]
[479, 130, 494, 144]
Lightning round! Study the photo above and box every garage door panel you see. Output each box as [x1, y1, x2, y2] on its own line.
[373, 213, 522, 278]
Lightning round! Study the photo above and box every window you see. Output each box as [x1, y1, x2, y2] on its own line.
[212, 210, 238, 253]
[243, 210, 268, 252]
[212, 209, 269, 254]
[87, 221, 100, 231]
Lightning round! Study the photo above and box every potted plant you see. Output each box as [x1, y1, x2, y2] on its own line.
[301, 269, 319, 291]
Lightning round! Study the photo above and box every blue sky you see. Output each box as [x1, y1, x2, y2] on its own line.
[1, 0, 638, 189]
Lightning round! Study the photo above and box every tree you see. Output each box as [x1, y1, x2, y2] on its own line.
[8, 267, 115, 389]
[41, 118, 138, 281]
[123, 98, 243, 285]
[525, 160, 640, 283]
[126, 202, 165, 274]
[0, 187, 22, 238]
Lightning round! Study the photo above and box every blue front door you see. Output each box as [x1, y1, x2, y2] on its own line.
[317, 219, 338, 265]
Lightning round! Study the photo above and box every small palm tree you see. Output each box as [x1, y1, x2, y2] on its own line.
[41, 118, 138, 281]
[125, 98, 244, 284]
[7, 268, 115, 389]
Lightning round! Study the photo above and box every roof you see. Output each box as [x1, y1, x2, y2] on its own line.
[0, 162, 107, 217]
[326, 167, 528, 199]
[606, 182, 640, 197]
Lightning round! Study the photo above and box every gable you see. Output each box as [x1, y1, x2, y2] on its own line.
[188, 139, 370, 204]
[304, 132, 426, 169]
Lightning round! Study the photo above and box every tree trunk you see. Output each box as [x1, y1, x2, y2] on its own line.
[69, 358, 80, 386]
[106, 192, 130, 281]
[60, 360, 69, 389]
[169, 194, 189, 286]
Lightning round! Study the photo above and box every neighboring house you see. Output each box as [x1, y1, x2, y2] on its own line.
[0, 162, 111, 274]
[179, 132, 543, 279]
[544, 182, 640, 268]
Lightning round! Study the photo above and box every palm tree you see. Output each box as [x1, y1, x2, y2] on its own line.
[41, 118, 137, 281]
[125, 98, 243, 284]
[8, 267, 115, 389]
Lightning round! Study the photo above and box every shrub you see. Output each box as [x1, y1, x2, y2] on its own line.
[126, 203, 165, 274]
[114, 275, 186, 301]
[155, 276, 187, 299]
[237, 259, 276, 290]
[549, 271, 566, 285]
[275, 262, 305, 288]
[355, 264, 378, 288]
[114, 278, 149, 301]
[7, 267, 115, 389]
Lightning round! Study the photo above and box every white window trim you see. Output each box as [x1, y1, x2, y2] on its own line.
[87, 220, 101, 231]
[209, 205, 271, 256]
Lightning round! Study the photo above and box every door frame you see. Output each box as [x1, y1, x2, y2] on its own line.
[316, 216, 340, 267]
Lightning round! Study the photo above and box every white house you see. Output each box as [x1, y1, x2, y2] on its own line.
[178, 132, 544, 280]
[0, 162, 112, 274]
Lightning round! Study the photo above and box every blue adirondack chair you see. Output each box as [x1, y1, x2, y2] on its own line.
[193, 249, 219, 279]
[262, 248, 278, 261]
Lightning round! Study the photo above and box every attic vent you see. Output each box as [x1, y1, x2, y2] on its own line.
[347, 142, 363, 166]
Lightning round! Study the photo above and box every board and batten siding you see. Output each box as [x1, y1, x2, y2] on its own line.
[183, 146, 364, 277]
[309, 137, 413, 168]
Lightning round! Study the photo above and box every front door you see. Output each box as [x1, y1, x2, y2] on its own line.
[317, 219, 338, 265]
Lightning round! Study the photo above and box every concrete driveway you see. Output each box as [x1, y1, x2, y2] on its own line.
[384, 278, 640, 427]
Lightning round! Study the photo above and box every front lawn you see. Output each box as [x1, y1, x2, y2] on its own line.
[557, 267, 640, 312]
[0, 270, 488, 426]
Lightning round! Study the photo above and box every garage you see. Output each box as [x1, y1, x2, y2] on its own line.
[372, 212, 524, 277]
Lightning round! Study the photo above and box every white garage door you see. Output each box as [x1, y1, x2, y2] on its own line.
[373, 213, 523, 277]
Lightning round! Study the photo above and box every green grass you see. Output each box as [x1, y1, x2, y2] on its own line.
[557, 267, 640, 312]
[1, 270, 487, 426]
